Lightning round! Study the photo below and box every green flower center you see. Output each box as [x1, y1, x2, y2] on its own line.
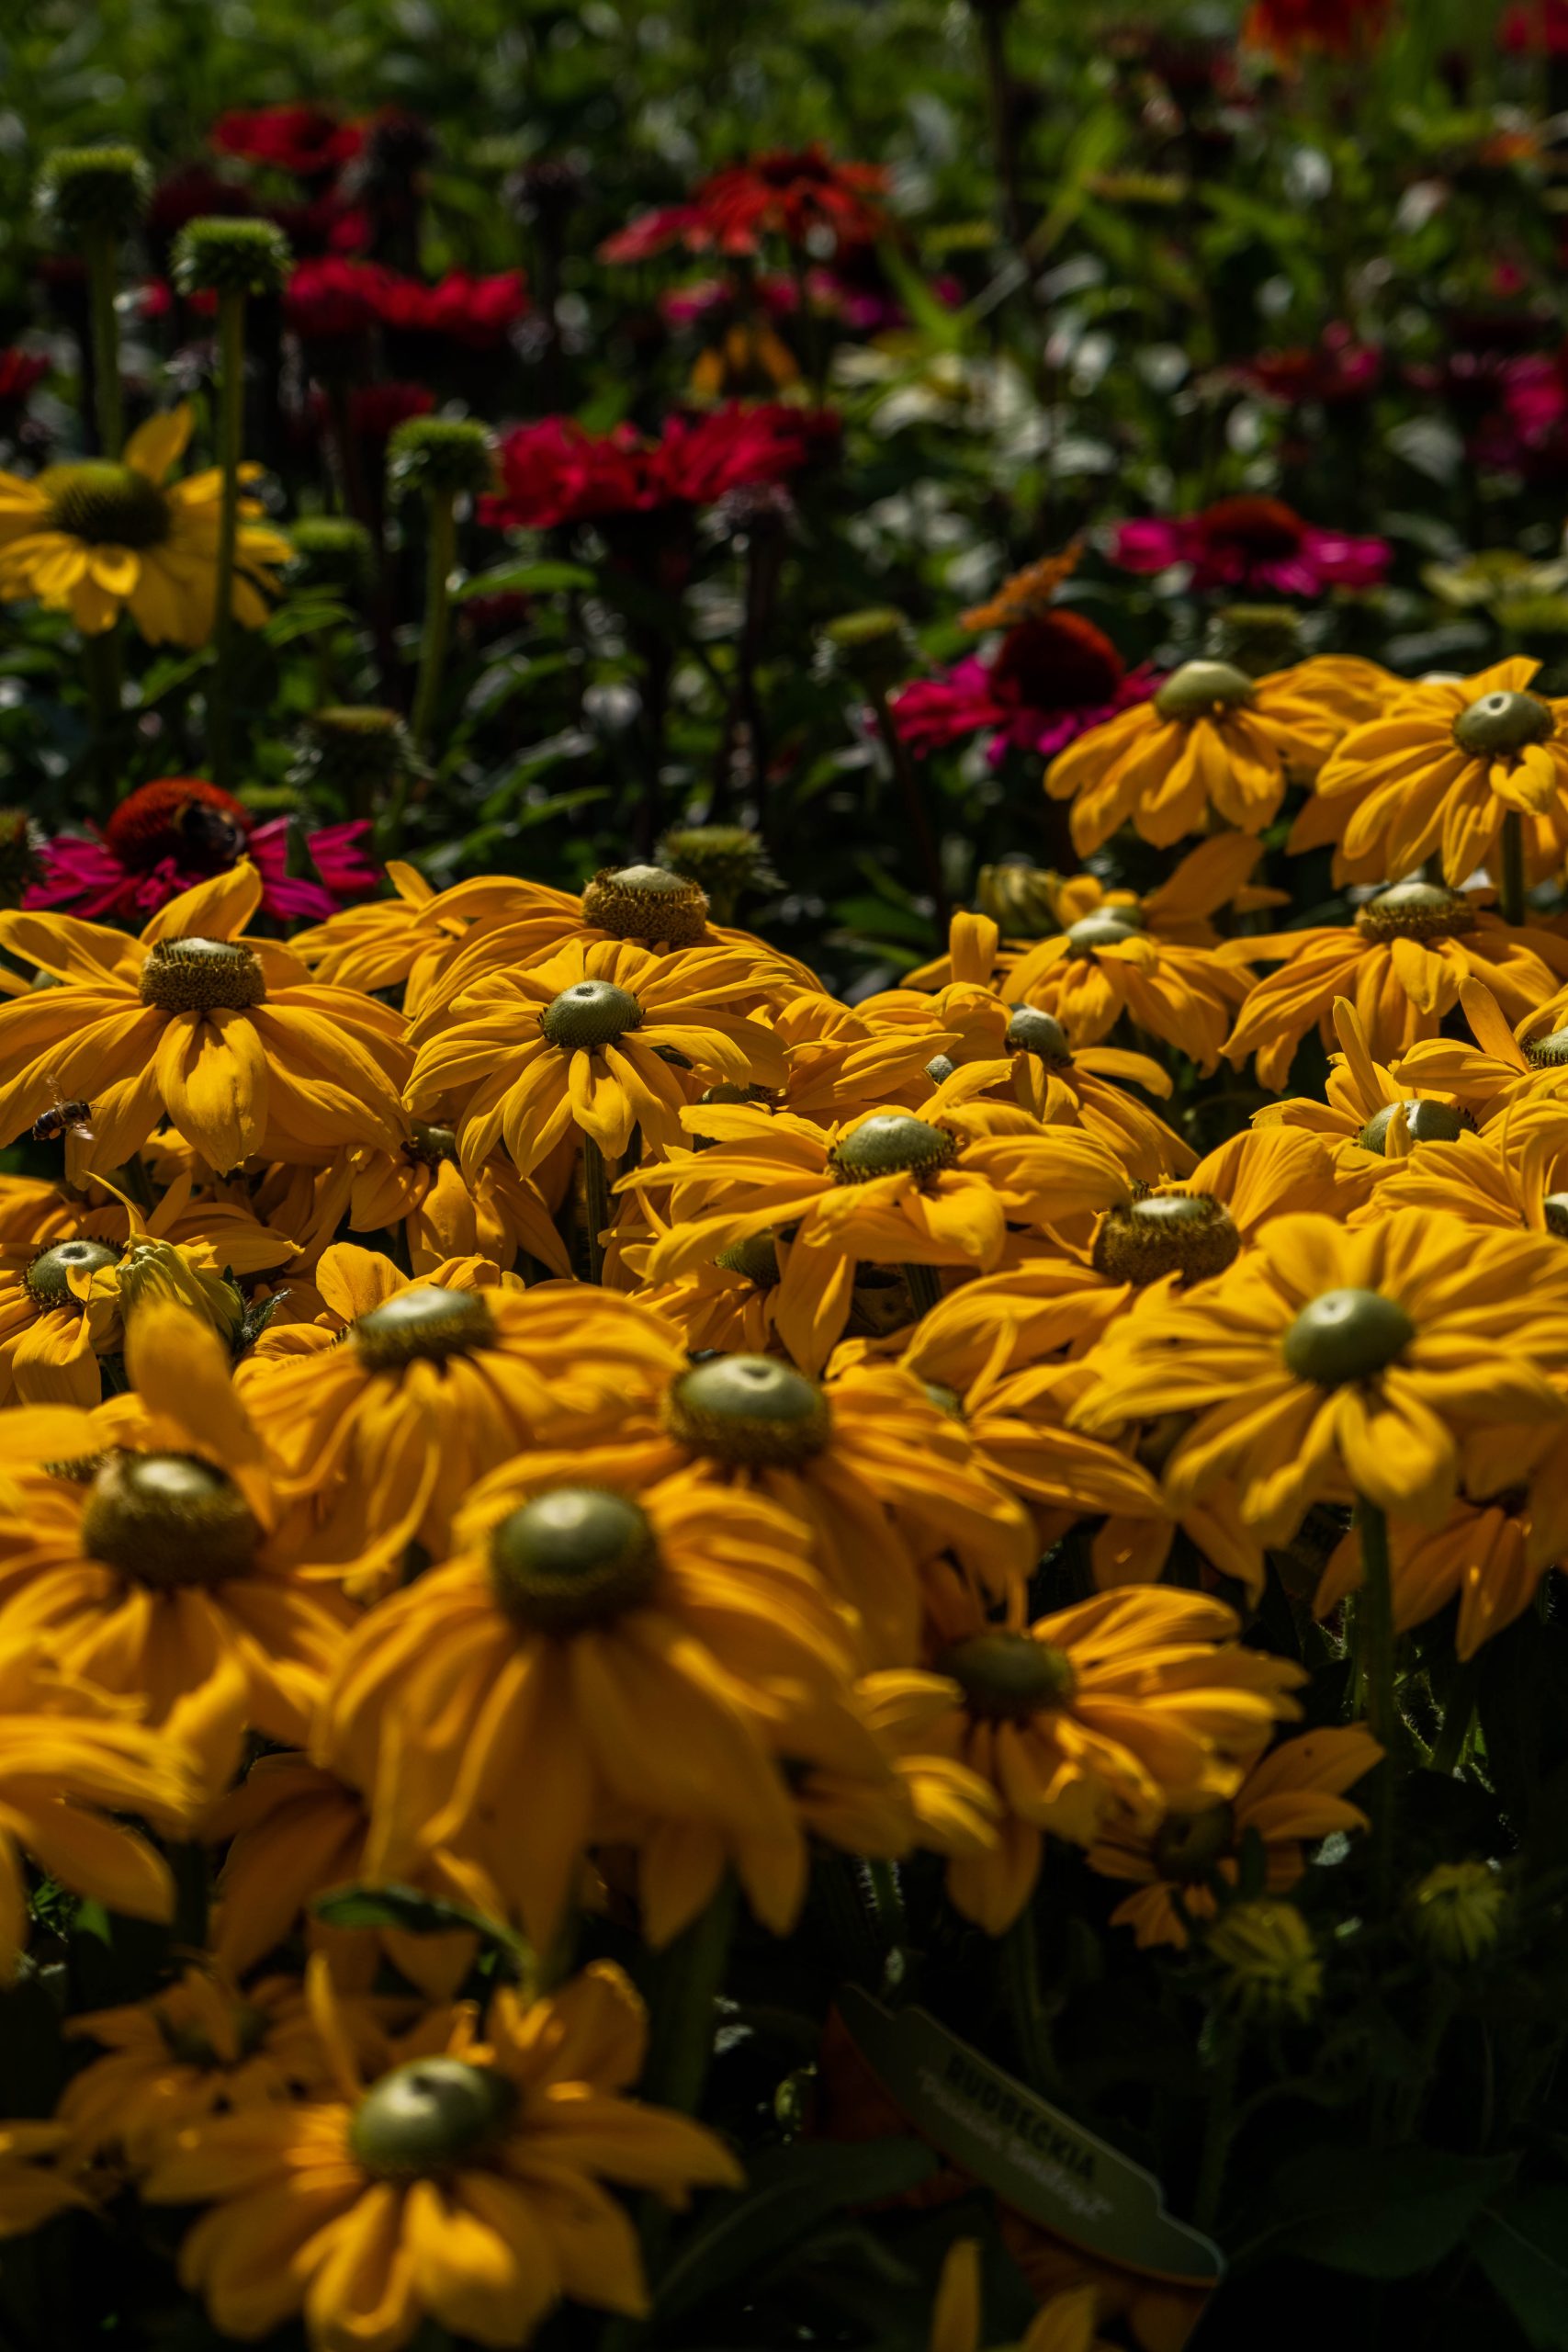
[1066, 910, 1143, 955]
[923, 1382, 965, 1419]
[829, 1114, 958, 1185]
[582, 865, 710, 946]
[664, 1353, 830, 1466]
[1005, 1006, 1073, 1064]
[350, 2057, 517, 2178]
[79, 1452, 258, 1587]
[41, 461, 170, 550]
[1153, 660, 1257, 722]
[1282, 1287, 1416, 1386]
[1152, 1802, 1236, 1884]
[1527, 1027, 1568, 1068]
[715, 1233, 781, 1287]
[540, 979, 645, 1049]
[25, 1238, 120, 1311]
[404, 1122, 458, 1168]
[1356, 1099, 1467, 1154]
[924, 1053, 957, 1085]
[942, 1631, 1077, 1721]
[1091, 1192, 1240, 1285]
[140, 937, 266, 1013]
[489, 1488, 660, 1634]
[1451, 689, 1554, 755]
[1543, 1192, 1568, 1238]
[354, 1284, 496, 1371]
[1354, 882, 1477, 944]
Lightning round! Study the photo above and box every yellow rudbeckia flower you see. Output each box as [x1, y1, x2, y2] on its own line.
[0, 404, 290, 643]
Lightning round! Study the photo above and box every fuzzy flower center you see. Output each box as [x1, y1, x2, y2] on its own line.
[1153, 1801, 1236, 1883]
[1092, 1192, 1240, 1285]
[1527, 1026, 1568, 1069]
[489, 1487, 660, 1634]
[25, 1237, 120, 1311]
[664, 1352, 830, 1465]
[715, 1233, 782, 1287]
[1065, 909, 1144, 955]
[1005, 1006, 1073, 1065]
[355, 1284, 496, 1371]
[943, 1631, 1077, 1720]
[79, 1452, 259, 1587]
[582, 865, 710, 946]
[990, 612, 1124, 713]
[1153, 659, 1256, 723]
[1281, 1287, 1416, 1386]
[1451, 689, 1554, 756]
[106, 780, 252, 874]
[1355, 1099, 1466, 1154]
[403, 1121, 458, 1169]
[540, 978, 645, 1048]
[41, 461, 171, 549]
[1354, 881, 1477, 945]
[350, 2057, 517, 2177]
[140, 937, 267, 1013]
[829, 1114, 958, 1185]
[1543, 1192, 1568, 1238]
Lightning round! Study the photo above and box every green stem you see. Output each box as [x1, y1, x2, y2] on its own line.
[1194, 2021, 1240, 2234]
[209, 288, 247, 794]
[902, 1260, 942, 1317]
[85, 230, 122, 458]
[581, 1136, 612, 1283]
[1430, 1661, 1477, 1777]
[1356, 1498, 1401, 1906]
[871, 686, 948, 927]
[1001, 1896, 1059, 2096]
[81, 628, 123, 815]
[1500, 809, 1527, 927]
[410, 489, 457, 754]
[863, 1859, 908, 1961]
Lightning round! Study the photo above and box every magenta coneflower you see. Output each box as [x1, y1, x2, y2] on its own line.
[891, 612, 1154, 765]
[1110, 496, 1391, 597]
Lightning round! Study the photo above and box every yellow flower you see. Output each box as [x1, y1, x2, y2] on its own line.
[1314, 655, 1568, 888]
[1407, 1860, 1506, 1962]
[0, 1651, 199, 1976]
[1087, 1724, 1381, 1948]
[292, 863, 581, 1014]
[921, 1588, 1302, 1931]
[1044, 655, 1387, 854]
[408, 936, 788, 1181]
[1205, 1898, 1321, 2021]
[1314, 1495, 1549, 1661]
[0, 1300, 349, 1776]
[0, 1229, 122, 1406]
[0, 864, 411, 1177]
[998, 908, 1252, 1077]
[776, 988, 961, 1119]
[321, 1463, 877, 1949]
[298, 1133, 572, 1280]
[787, 1669, 1003, 1862]
[1358, 1099, 1568, 1235]
[0, 2123, 93, 2240]
[1394, 975, 1568, 1122]
[0, 405, 289, 643]
[1071, 1209, 1568, 1541]
[141, 1959, 741, 2351]
[1224, 880, 1568, 1091]
[1254, 997, 1471, 1201]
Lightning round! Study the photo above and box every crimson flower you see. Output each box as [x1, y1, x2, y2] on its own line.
[1109, 497, 1391, 596]
[211, 104, 364, 177]
[0, 350, 49, 434]
[479, 403, 835, 530]
[284, 257, 389, 342]
[1246, 327, 1382, 407]
[25, 781, 376, 925]
[1502, 0, 1568, 50]
[600, 144, 889, 263]
[376, 268, 529, 348]
[1242, 0, 1393, 56]
[306, 381, 435, 449]
[891, 613, 1154, 765]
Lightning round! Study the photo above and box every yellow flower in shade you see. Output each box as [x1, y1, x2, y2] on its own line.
[291, 864, 581, 1015]
[0, 405, 290, 642]
[1407, 1860, 1506, 1962]
[1394, 975, 1568, 1122]
[321, 1464, 882, 1950]
[58, 1966, 356, 2171]
[998, 906, 1252, 1077]
[1224, 881, 1568, 1091]
[775, 989, 961, 1120]
[1359, 1100, 1568, 1236]
[0, 865, 411, 1177]
[1205, 1898, 1321, 2022]
[0, 2124, 92, 2239]
[1086, 1724, 1381, 1948]
[1044, 655, 1389, 854]
[928, 2236, 1107, 2352]
[408, 936, 788, 1181]
[1314, 656, 1568, 888]
[243, 1250, 645, 1590]
[1071, 1209, 1568, 1542]
[919, 1589, 1302, 1932]
[1255, 997, 1471, 1201]
[0, 1301, 349, 1770]
[141, 1959, 741, 2351]
[635, 1094, 1127, 1374]
[265, 1133, 572, 1282]
[0, 1229, 121, 1405]
[0, 1650, 199, 1976]
[1314, 1495, 1551, 1661]
[789, 1669, 1003, 1864]
[208, 1752, 493, 2002]
[999, 2215, 1207, 2352]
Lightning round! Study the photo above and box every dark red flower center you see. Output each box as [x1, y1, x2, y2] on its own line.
[104, 779, 254, 874]
[1196, 496, 1306, 558]
[990, 612, 1124, 713]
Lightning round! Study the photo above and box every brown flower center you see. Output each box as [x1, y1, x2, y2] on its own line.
[1091, 1192, 1240, 1285]
[42, 461, 171, 549]
[582, 865, 710, 946]
[1354, 881, 1478, 944]
[489, 1488, 660, 1634]
[79, 1452, 258, 1587]
[664, 1353, 829, 1465]
[942, 1631, 1077, 1720]
[140, 937, 266, 1013]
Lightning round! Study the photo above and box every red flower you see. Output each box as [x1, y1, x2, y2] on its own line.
[479, 403, 834, 530]
[600, 144, 889, 263]
[1242, 0, 1393, 57]
[891, 615, 1154, 766]
[1110, 497, 1391, 595]
[284, 257, 391, 342]
[148, 165, 255, 247]
[1246, 326, 1382, 407]
[376, 269, 529, 348]
[1502, 0, 1568, 51]
[211, 105, 364, 178]
[27, 780, 376, 924]
[0, 349, 50, 428]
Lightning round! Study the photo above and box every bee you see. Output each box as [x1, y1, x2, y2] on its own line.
[30, 1071, 95, 1146]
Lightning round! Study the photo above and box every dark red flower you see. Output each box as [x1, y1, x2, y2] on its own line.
[1502, 0, 1568, 51]
[0, 349, 50, 430]
[479, 403, 834, 531]
[1242, 0, 1393, 57]
[28, 780, 375, 923]
[1245, 325, 1382, 407]
[284, 257, 391, 343]
[1111, 497, 1390, 595]
[892, 615, 1154, 766]
[600, 144, 889, 263]
[148, 165, 255, 249]
[376, 269, 529, 349]
[212, 105, 364, 178]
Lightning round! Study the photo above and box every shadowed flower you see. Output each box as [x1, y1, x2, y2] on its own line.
[891, 619, 1154, 768]
[600, 145, 889, 263]
[212, 106, 363, 177]
[27, 778, 375, 924]
[479, 405, 831, 531]
[1110, 498, 1389, 596]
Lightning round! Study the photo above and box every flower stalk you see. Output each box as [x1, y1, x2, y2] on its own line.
[209, 288, 247, 790]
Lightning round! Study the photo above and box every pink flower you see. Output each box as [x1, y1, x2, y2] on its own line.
[890, 614, 1155, 766]
[1109, 497, 1391, 596]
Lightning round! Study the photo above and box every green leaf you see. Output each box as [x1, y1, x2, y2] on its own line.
[656, 2138, 938, 2320]
[453, 560, 597, 601]
[311, 1881, 523, 1959]
[1269, 2145, 1516, 2279]
[1472, 2190, 1568, 2348]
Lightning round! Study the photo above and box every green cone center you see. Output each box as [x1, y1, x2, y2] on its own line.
[1152, 1801, 1236, 1884]
[1091, 1193, 1240, 1285]
[1153, 660, 1257, 722]
[540, 978, 645, 1048]
[943, 1632, 1077, 1720]
[79, 1452, 259, 1587]
[1066, 910, 1144, 955]
[1356, 1099, 1466, 1154]
[1282, 1287, 1416, 1386]
[1355, 882, 1476, 944]
[1005, 1006, 1073, 1063]
[350, 2057, 517, 2177]
[489, 1488, 660, 1634]
[715, 1233, 782, 1287]
[1451, 689, 1554, 755]
[355, 1284, 496, 1371]
[664, 1353, 829, 1465]
[1527, 1026, 1568, 1068]
[829, 1114, 958, 1184]
[140, 937, 266, 1013]
[25, 1238, 120, 1311]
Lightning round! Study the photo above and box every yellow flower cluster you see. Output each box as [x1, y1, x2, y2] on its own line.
[6, 633, 1568, 2340]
